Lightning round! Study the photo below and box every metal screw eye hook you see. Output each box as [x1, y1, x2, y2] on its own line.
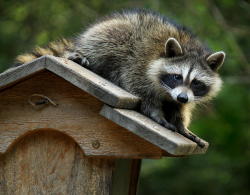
[28, 94, 58, 108]
[92, 140, 100, 149]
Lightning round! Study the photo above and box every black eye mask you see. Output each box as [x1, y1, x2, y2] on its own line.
[160, 74, 183, 89]
[190, 79, 210, 97]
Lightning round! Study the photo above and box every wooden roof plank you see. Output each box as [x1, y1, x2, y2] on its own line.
[100, 105, 209, 156]
[45, 56, 140, 109]
[0, 57, 46, 90]
[0, 56, 140, 109]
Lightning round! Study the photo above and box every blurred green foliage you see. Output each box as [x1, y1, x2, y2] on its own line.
[0, 0, 249, 194]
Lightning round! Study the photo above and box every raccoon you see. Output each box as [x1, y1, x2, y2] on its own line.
[16, 9, 226, 147]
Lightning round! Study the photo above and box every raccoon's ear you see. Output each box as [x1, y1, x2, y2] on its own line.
[165, 38, 183, 58]
[206, 51, 226, 71]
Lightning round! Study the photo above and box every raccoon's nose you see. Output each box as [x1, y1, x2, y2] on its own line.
[177, 93, 188, 103]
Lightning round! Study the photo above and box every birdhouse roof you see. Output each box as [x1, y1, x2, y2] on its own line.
[0, 56, 208, 156]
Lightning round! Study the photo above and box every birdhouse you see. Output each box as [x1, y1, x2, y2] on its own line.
[0, 56, 208, 194]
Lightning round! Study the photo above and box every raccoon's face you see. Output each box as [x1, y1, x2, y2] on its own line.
[148, 38, 225, 104]
[159, 63, 221, 104]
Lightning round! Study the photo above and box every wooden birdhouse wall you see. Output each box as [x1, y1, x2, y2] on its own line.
[0, 70, 153, 194]
[0, 129, 142, 194]
[0, 70, 163, 158]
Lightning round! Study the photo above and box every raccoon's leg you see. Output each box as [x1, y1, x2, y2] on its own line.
[140, 100, 177, 131]
[173, 114, 205, 148]
[178, 127, 205, 148]
[182, 128, 205, 148]
[66, 51, 90, 66]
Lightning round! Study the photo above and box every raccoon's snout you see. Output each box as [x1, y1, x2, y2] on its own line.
[177, 93, 188, 103]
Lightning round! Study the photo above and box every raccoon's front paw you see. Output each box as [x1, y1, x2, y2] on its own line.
[178, 128, 205, 148]
[68, 52, 90, 66]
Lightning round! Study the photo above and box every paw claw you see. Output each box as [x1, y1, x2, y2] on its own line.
[197, 141, 205, 148]
[68, 52, 89, 66]
[178, 128, 206, 148]
[81, 57, 90, 66]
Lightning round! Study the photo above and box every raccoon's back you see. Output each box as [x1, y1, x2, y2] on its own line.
[78, 10, 191, 64]
[76, 9, 196, 88]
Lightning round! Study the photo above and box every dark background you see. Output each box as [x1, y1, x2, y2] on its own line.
[0, 0, 249, 194]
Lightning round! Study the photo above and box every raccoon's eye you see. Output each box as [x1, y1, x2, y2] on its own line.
[173, 74, 182, 81]
[191, 79, 209, 96]
[161, 74, 183, 89]
[192, 79, 202, 86]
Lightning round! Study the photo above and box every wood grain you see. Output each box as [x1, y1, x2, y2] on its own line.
[100, 105, 209, 155]
[0, 71, 162, 158]
[0, 130, 116, 195]
[0, 131, 141, 195]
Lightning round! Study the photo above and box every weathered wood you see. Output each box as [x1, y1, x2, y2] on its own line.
[0, 57, 45, 91]
[0, 71, 163, 158]
[0, 130, 116, 195]
[0, 55, 140, 109]
[100, 105, 209, 155]
[45, 56, 140, 109]
[0, 130, 141, 195]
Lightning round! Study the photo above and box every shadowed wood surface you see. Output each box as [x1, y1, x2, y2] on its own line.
[111, 159, 141, 195]
[0, 71, 163, 158]
[0, 130, 121, 195]
[100, 105, 209, 155]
